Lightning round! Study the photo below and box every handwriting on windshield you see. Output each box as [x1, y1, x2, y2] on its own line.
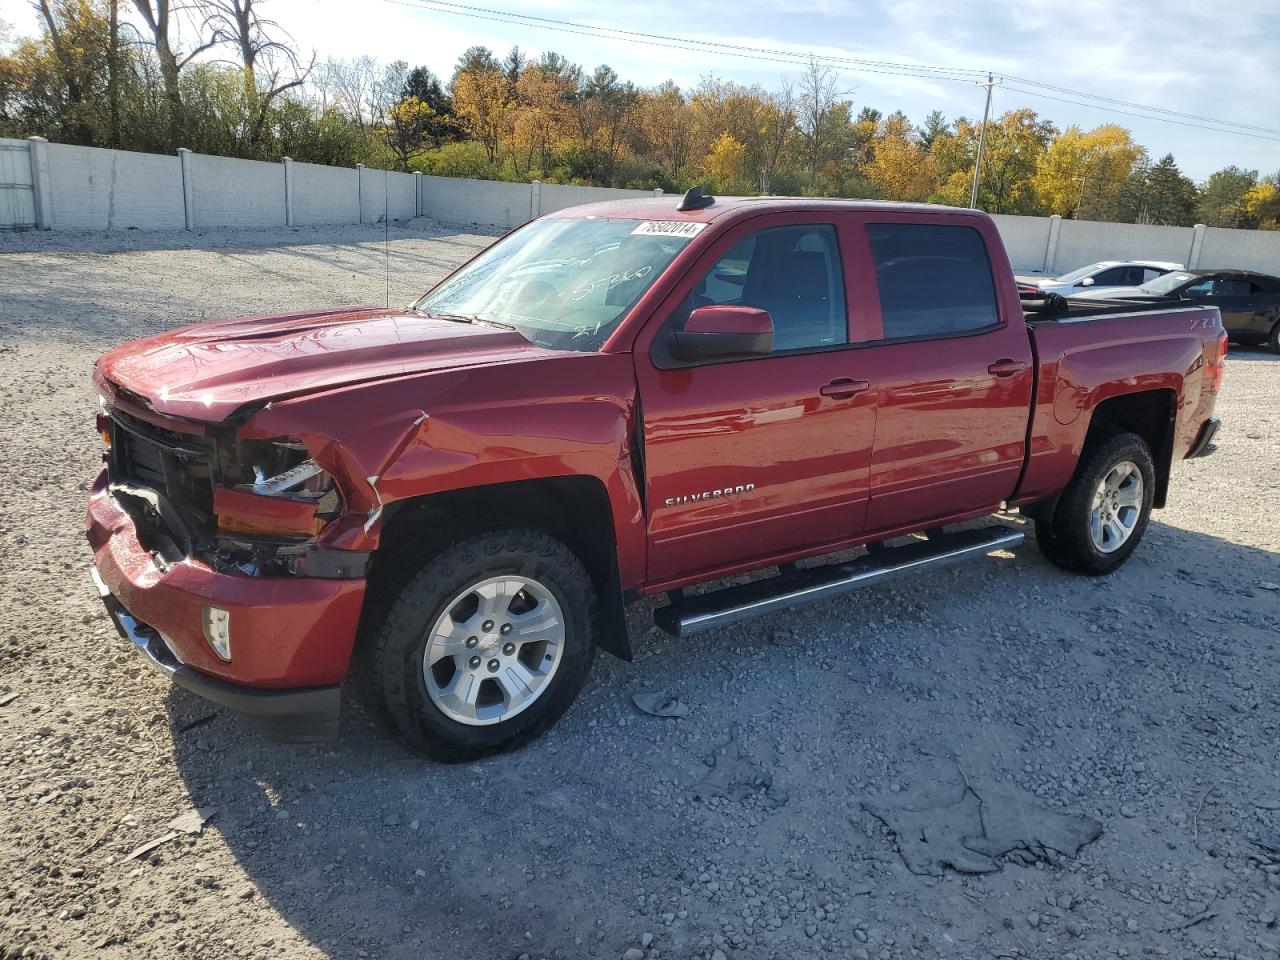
[570, 265, 653, 302]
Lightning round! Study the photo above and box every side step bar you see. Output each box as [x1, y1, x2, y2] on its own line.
[654, 525, 1023, 638]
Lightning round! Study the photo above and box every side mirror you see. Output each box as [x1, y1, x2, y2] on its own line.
[1078, 277, 1095, 287]
[669, 305, 774, 361]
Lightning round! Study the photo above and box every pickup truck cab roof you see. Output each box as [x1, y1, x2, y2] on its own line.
[549, 194, 984, 223]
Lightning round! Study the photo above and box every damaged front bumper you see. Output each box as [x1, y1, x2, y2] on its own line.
[86, 472, 366, 741]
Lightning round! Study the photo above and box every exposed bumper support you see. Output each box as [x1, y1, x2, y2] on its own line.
[1186, 418, 1221, 459]
[91, 568, 341, 742]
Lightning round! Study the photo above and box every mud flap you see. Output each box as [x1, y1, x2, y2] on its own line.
[595, 553, 632, 662]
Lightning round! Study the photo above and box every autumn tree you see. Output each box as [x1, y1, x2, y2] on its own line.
[865, 111, 933, 201]
[570, 65, 638, 183]
[450, 56, 509, 165]
[1034, 123, 1142, 220]
[1244, 173, 1280, 230]
[635, 81, 693, 180]
[1197, 166, 1258, 227]
[932, 109, 1053, 213]
[701, 131, 749, 193]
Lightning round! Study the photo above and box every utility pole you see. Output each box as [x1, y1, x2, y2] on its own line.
[970, 73, 1000, 210]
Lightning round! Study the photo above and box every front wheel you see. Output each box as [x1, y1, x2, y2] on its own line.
[1268, 317, 1280, 355]
[1034, 431, 1155, 576]
[360, 529, 598, 760]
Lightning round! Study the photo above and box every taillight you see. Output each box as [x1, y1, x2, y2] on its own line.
[1208, 332, 1227, 393]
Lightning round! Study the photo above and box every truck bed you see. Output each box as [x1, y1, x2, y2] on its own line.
[1016, 300, 1224, 507]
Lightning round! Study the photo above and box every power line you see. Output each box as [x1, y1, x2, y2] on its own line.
[1006, 76, 1280, 138]
[379, 0, 1280, 144]
[1003, 84, 1280, 144]
[375, 0, 986, 84]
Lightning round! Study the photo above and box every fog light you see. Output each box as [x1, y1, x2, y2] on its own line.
[202, 606, 232, 661]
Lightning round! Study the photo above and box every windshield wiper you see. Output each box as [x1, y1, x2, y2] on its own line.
[422, 311, 517, 332]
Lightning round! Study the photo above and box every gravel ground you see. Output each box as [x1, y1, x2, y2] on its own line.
[2, 223, 1279, 960]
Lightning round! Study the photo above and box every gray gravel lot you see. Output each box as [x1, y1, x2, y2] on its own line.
[1, 223, 1279, 960]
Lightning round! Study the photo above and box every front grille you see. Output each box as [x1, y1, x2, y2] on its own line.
[108, 408, 217, 541]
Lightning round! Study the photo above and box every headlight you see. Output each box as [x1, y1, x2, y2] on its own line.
[214, 438, 341, 538]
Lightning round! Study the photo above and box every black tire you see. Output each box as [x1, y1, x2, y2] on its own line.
[359, 529, 598, 760]
[1035, 431, 1155, 576]
[1268, 317, 1280, 355]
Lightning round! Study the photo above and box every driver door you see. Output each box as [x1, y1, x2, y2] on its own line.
[633, 213, 878, 586]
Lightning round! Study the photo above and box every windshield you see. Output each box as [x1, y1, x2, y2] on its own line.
[413, 217, 702, 351]
[1140, 271, 1195, 295]
[1053, 263, 1104, 284]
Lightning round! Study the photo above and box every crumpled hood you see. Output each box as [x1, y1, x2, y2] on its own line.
[95, 306, 550, 422]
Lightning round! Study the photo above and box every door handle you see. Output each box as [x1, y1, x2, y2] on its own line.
[988, 359, 1027, 378]
[820, 378, 871, 399]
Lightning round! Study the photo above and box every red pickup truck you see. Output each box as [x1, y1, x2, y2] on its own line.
[87, 191, 1226, 758]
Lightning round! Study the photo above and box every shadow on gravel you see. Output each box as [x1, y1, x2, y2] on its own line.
[165, 517, 1280, 960]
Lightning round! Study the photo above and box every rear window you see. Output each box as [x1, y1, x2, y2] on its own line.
[867, 223, 999, 339]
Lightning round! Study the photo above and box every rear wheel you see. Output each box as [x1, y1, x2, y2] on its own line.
[1035, 431, 1155, 576]
[1268, 317, 1280, 355]
[360, 529, 597, 760]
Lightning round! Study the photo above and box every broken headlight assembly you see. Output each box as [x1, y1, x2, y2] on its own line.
[210, 439, 352, 577]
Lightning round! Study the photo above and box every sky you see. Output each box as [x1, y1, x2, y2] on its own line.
[4, 0, 1279, 181]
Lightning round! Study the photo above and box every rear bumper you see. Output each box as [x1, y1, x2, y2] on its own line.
[86, 472, 365, 741]
[1186, 418, 1221, 459]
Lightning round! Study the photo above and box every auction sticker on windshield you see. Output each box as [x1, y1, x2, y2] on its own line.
[630, 221, 708, 238]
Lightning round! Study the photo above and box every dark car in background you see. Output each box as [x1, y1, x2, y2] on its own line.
[1071, 268, 1280, 352]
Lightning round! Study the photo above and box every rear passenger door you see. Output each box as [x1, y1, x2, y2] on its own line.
[851, 215, 1035, 533]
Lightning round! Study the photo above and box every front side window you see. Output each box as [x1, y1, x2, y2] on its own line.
[414, 217, 700, 351]
[867, 223, 999, 339]
[671, 223, 848, 352]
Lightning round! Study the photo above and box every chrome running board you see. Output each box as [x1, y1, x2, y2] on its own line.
[654, 525, 1023, 637]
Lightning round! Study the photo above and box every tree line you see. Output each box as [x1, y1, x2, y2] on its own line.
[3, 0, 1278, 229]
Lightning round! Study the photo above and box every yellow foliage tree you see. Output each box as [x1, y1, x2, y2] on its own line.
[1244, 181, 1280, 230]
[702, 132, 749, 194]
[451, 67, 511, 165]
[866, 113, 933, 201]
[1035, 124, 1143, 220]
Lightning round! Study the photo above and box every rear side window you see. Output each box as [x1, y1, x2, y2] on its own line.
[867, 223, 999, 339]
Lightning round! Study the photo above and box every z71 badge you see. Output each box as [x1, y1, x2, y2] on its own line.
[664, 484, 755, 508]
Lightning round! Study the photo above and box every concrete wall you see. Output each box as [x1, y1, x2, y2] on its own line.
[419, 175, 532, 228]
[988, 213, 1054, 272]
[1054, 219, 1195, 272]
[45, 143, 185, 231]
[12, 139, 1280, 281]
[1199, 227, 1280, 274]
[192, 154, 284, 229]
[539, 182, 655, 214]
[291, 161, 358, 226]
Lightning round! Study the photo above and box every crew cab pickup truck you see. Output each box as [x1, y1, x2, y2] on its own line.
[87, 191, 1226, 759]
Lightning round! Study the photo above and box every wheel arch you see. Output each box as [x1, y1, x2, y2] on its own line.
[1083, 388, 1177, 508]
[367, 476, 632, 661]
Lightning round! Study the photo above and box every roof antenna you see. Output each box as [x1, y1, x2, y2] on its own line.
[677, 186, 715, 212]
[384, 169, 390, 309]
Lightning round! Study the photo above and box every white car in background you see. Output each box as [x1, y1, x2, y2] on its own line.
[1029, 260, 1184, 297]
